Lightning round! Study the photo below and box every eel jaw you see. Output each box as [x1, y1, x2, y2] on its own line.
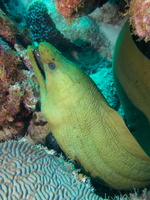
[33, 48, 45, 80]
[27, 45, 46, 93]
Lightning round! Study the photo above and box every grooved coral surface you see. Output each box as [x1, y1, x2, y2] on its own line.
[0, 141, 101, 200]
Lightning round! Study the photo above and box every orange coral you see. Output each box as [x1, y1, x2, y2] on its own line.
[55, 0, 108, 18]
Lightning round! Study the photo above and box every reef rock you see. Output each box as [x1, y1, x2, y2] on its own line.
[27, 111, 50, 144]
[0, 39, 39, 141]
[55, 0, 108, 18]
[127, 0, 150, 42]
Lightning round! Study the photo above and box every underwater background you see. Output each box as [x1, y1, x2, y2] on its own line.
[0, 0, 150, 199]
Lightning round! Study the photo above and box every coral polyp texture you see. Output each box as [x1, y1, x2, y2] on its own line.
[0, 9, 16, 45]
[26, 0, 70, 50]
[0, 7, 40, 142]
[26, 1, 56, 42]
[0, 9, 31, 47]
[0, 39, 39, 141]
[128, 0, 150, 42]
[55, 0, 108, 18]
[0, 141, 101, 200]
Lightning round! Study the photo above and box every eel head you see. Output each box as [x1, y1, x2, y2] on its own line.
[27, 42, 88, 124]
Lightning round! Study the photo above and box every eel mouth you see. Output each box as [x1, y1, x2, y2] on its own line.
[33, 48, 46, 80]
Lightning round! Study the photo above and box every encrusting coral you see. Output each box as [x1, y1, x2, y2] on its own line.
[127, 0, 150, 42]
[0, 9, 16, 45]
[0, 140, 101, 200]
[0, 9, 39, 142]
[0, 39, 39, 142]
[27, 111, 51, 144]
[54, 0, 108, 19]
[0, 9, 31, 47]
[27, 0, 103, 49]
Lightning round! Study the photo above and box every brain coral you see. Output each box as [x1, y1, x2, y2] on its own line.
[0, 141, 101, 199]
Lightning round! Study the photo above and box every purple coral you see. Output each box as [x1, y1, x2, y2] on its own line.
[128, 0, 150, 42]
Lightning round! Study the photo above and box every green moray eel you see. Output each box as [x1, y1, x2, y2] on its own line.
[27, 24, 150, 190]
[113, 21, 150, 156]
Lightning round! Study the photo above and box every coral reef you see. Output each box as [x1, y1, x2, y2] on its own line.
[127, 0, 150, 42]
[0, 0, 124, 141]
[45, 131, 62, 153]
[27, 111, 61, 151]
[0, 8, 39, 142]
[0, 39, 39, 142]
[54, 0, 108, 19]
[49, 1, 102, 48]
[0, 9, 31, 47]
[26, 1, 78, 52]
[25, 0, 123, 115]
[0, 0, 150, 199]
[0, 140, 101, 199]
[1, 0, 28, 22]
[115, 188, 150, 200]
[27, 111, 50, 144]
[0, 9, 17, 45]
[26, 1, 57, 42]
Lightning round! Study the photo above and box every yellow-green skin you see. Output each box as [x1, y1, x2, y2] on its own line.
[27, 23, 150, 190]
[113, 21, 150, 156]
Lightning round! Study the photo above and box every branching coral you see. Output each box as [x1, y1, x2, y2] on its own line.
[127, 0, 150, 42]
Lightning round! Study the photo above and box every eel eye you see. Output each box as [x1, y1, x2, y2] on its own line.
[48, 62, 56, 70]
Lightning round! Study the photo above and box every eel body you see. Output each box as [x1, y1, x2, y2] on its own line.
[27, 25, 150, 190]
[113, 21, 150, 156]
